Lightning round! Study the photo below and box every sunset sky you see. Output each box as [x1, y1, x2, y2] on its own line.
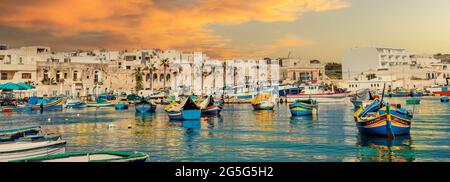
[0, 0, 449, 61]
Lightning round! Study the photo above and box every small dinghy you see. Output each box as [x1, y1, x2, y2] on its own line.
[251, 93, 275, 110]
[440, 96, 449, 102]
[135, 99, 157, 113]
[10, 150, 148, 162]
[0, 135, 66, 162]
[115, 102, 129, 110]
[165, 97, 201, 120]
[289, 99, 318, 116]
[198, 96, 222, 115]
[406, 98, 421, 105]
[0, 126, 40, 142]
[87, 98, 115, 107]
[66, 99, 87, 109]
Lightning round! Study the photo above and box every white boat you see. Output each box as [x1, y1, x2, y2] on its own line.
[287, 84, 351, 103]
[0, 137, 66, 162]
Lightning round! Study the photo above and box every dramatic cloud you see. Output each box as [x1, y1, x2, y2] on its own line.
[0, 0, 349, 58]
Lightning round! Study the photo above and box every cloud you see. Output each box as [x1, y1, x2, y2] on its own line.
[0, 0, 349, 58]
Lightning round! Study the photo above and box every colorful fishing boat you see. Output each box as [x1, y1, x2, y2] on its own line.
[289, 99, 318, 116]
[198, 96, 222, 115]
[441, 96, 449, 102]
[10, 150, 148, 162]
[354, 99, 413, 137]
[30, 98, 64, 111]
[135, 99, 156, 113]
[406, 98, 421, 105]
[287, 84, 350, 103]
[65, 99, 87, 109]
[251, 93, 275, 110]
[115, 102, 129, 110]
[0, 135, 66, 162]
[165, 97, 201, 120]
[86, 98, 115, 107]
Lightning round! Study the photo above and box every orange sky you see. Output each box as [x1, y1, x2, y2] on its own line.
[1, 0, 449, 61]
[0, 0, 348, 58]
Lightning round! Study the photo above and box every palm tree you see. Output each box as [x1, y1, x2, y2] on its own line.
[132, 67, 144, 92]
[160, 58, 170, 95]
[222, 62, 227, 95]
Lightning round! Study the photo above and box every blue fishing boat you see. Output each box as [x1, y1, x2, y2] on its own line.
[135, 99, 156, 113]
[354, 99, 413, 137]
[289, 99, 318, 116]
[441, 96, 449, 102]
[165, 97, 201, 120]
[115, 103, 129, 110]
[251, 93, 275, 110]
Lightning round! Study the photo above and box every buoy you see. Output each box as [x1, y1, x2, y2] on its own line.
[127, 125, 132, 129]
[47, 118, 51, 121]
[65, 118, 68, 121]
[76, 114, 80, 116]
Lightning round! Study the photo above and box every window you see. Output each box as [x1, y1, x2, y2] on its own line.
[94, 71, 99, 83]
[43, 70, 49, 79]
[1, 72, 7, 80]
[22, 73, 32, 79]
[64, 73, 68, 79]
[73, 71, 78, 81]
[126, 66, 131, 70]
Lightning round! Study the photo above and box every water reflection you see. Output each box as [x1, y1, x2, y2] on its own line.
[134, 113, 156, 124]
[356, 134, 415, 162]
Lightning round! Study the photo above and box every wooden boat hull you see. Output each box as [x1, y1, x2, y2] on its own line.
[406, 99, 421, 105]
[86, 103, 115, 107]
[1, 106, 32, 112]
[289, 100, 318, 116]
[434, 91, 450, 96]
[356, 114, 411, 136]
[0, 126, 40, 142]
[252, 103, 275, 110]
[201, 105, 221, 115]
[287, 92, 349, 103]
[31, 99, 64, 111]
[167, 111, 183, 120]
[66, 103, 87, 109]
[10, 150, 148, 162]
[181, 110, 201, 120]
[115, 103, 129, 110]
[0, 139, 66, 162]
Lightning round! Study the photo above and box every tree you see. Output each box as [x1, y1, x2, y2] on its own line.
[160, 58, 170, 95]
[41, 77, 56, 85]
[132, 67, 144, 92]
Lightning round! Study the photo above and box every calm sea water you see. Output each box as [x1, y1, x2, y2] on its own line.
[1, 97, 449, 162]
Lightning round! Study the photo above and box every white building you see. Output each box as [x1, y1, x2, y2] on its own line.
[342, 47, 411, 80]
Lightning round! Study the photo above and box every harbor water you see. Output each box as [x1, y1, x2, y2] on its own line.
[0, 97, 449, 162]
